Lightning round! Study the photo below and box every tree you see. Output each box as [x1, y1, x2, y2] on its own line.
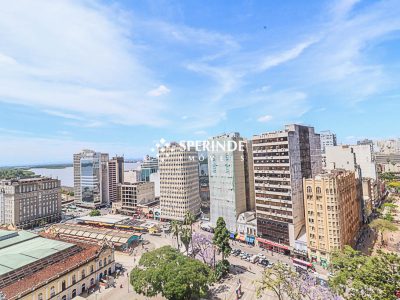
[330, 247, 400, 300]
[180, 226, 192, 256]
[255, 262, 340, 300]
[191, 233, 215, 266]
[89, 209, 101, 216]
[171, 220, 181, 251]
[212, 217, 232, 261]
[184, 211, 196, 253]
[370, 218, 398, 245]
[130, 246, 214, 300]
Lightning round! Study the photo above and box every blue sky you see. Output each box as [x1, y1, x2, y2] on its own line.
[0, 0, 400, 165]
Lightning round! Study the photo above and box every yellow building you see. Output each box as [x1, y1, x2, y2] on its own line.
[303, 170, 361, 266]
[0, 230, 115, 300]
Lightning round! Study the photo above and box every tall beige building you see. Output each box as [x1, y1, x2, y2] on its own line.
[159, 143, 201, 221]
[108, 156, 124, 203]
[304, 170, 361, 266]
[0, 177, 61, 228]
[118, 181, 155, 215]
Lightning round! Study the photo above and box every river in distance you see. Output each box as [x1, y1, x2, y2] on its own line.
[29, 162, 140, 187]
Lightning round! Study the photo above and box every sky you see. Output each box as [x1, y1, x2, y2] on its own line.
[0, 0, 400, 165]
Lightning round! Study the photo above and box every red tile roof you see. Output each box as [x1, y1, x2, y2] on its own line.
[0, 234, 106, 300]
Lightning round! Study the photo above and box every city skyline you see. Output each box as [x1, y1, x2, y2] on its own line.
[1, 0, 400, 165]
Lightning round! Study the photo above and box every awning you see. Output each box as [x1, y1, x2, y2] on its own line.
[246, 236, 255, 244]
[256, 237, 289, 250]
[230, 233, 236, 239]
[236, 234, 246, 242]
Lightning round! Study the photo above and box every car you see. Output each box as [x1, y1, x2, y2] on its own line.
[250, 255, 259, 264]
[259, 259, 269, 267]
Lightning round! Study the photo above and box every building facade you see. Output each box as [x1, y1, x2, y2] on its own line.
[304, 170, 361, 266]
[73, 149, 109, 208]
[208, 133, 254, 232]
[252, 124, 322, 251]
[159, 143, 201, 221]
[0, 230, 114, 300]
[319, 130, 337, 154]
[108, 156, 124, 203]
[0, 177, 61, 228]
[140, 156, 158, 182]
[118, 181, 155, 215]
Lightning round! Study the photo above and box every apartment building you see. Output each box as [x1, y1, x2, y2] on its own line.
[304, 170, 361, 266]
[159, 143, 201, 221]
[319, 130, 337, 154]
[0, 230, 114, 300]
[140, 156, 158, 182]
[208, 133, 254, 232]
[252, 124, 322, 251]
[0, 177, 61, 228]
[108, 156, 124, 203]
[73, 149, 109, 208]
[118, 181, 155, 215]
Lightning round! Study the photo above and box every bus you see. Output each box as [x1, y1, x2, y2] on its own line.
[292, 258, 314, 271]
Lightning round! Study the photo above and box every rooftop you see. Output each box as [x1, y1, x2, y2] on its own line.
[76, 214, 131, 225]
[0, 230, 74, 276]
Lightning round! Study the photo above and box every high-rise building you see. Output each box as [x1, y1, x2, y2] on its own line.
[73, 149, 109, 208]
[375, 138, 400, 154]
[108, 156, 124, 203]
[118, 181, 155, 215]
[140, 156, 158, 182]
[208, 133, 254, 232]
[159, 143, 201, 221]
[319, 130, 337, 154]
[351, 144, 377, 180]
[252, 124, 322, 251]
[0, 177, 61, 228]
[198, 150, 210, 214]
[304, 170, 361, 266]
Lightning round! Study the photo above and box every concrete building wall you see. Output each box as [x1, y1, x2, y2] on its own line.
[159, 143, 201, 221]
[208, 133, 247, 232]
[304, 170, 361, 265]
[0, 178, 61, 228]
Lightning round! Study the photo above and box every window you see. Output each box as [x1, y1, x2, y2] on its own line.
[103, 257, 106, 266]
[72, 274, 76, 284]
[72, 289, 76, 298]
[62, 296, 66, 300]
[306, 186, 312, 193]
[90, 278, 95, 286]
[316, 187, 321, 194]
[90, 265, 94, 273]
[108, 255, 111, 264]
[50, 286, 55, 297]
[62, 280, 66, 291]
[99, 260, 102, 267]
[38, 293, 43, 300]
[81, 269, 86, 279]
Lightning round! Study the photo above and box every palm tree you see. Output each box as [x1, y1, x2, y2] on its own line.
[171, 220, 181, 250]
[184, 211, 196, 254]
[180, 227, 192, 256]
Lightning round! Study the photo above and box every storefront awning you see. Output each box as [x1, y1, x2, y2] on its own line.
[256, 237, 289, 250]
[236, 234, 246, 242]
[245, 236, 255, 243]
[230, 233, 236, 239]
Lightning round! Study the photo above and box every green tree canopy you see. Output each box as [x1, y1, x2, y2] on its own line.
[130, 246, 214, 300]
[89, 209, 101, 216]
[212, 217, 231, 261]
[330, 246, 400, 300]
[0, 168, 35, 179]
[369, 218, 398, 245]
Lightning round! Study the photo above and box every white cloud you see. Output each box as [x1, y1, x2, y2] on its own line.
[43, 110, 83, 121]
[258, 39, 317, 72]
[0, 0, 169, 127]
[147, 85, 171, 97]
[257, 115, 273, 123]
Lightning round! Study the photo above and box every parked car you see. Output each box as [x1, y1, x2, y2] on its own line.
[259, 259, 269, 267]
[250, 255, 259, 264]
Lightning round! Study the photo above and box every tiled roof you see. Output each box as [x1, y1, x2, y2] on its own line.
[0, 238, 103, 300]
